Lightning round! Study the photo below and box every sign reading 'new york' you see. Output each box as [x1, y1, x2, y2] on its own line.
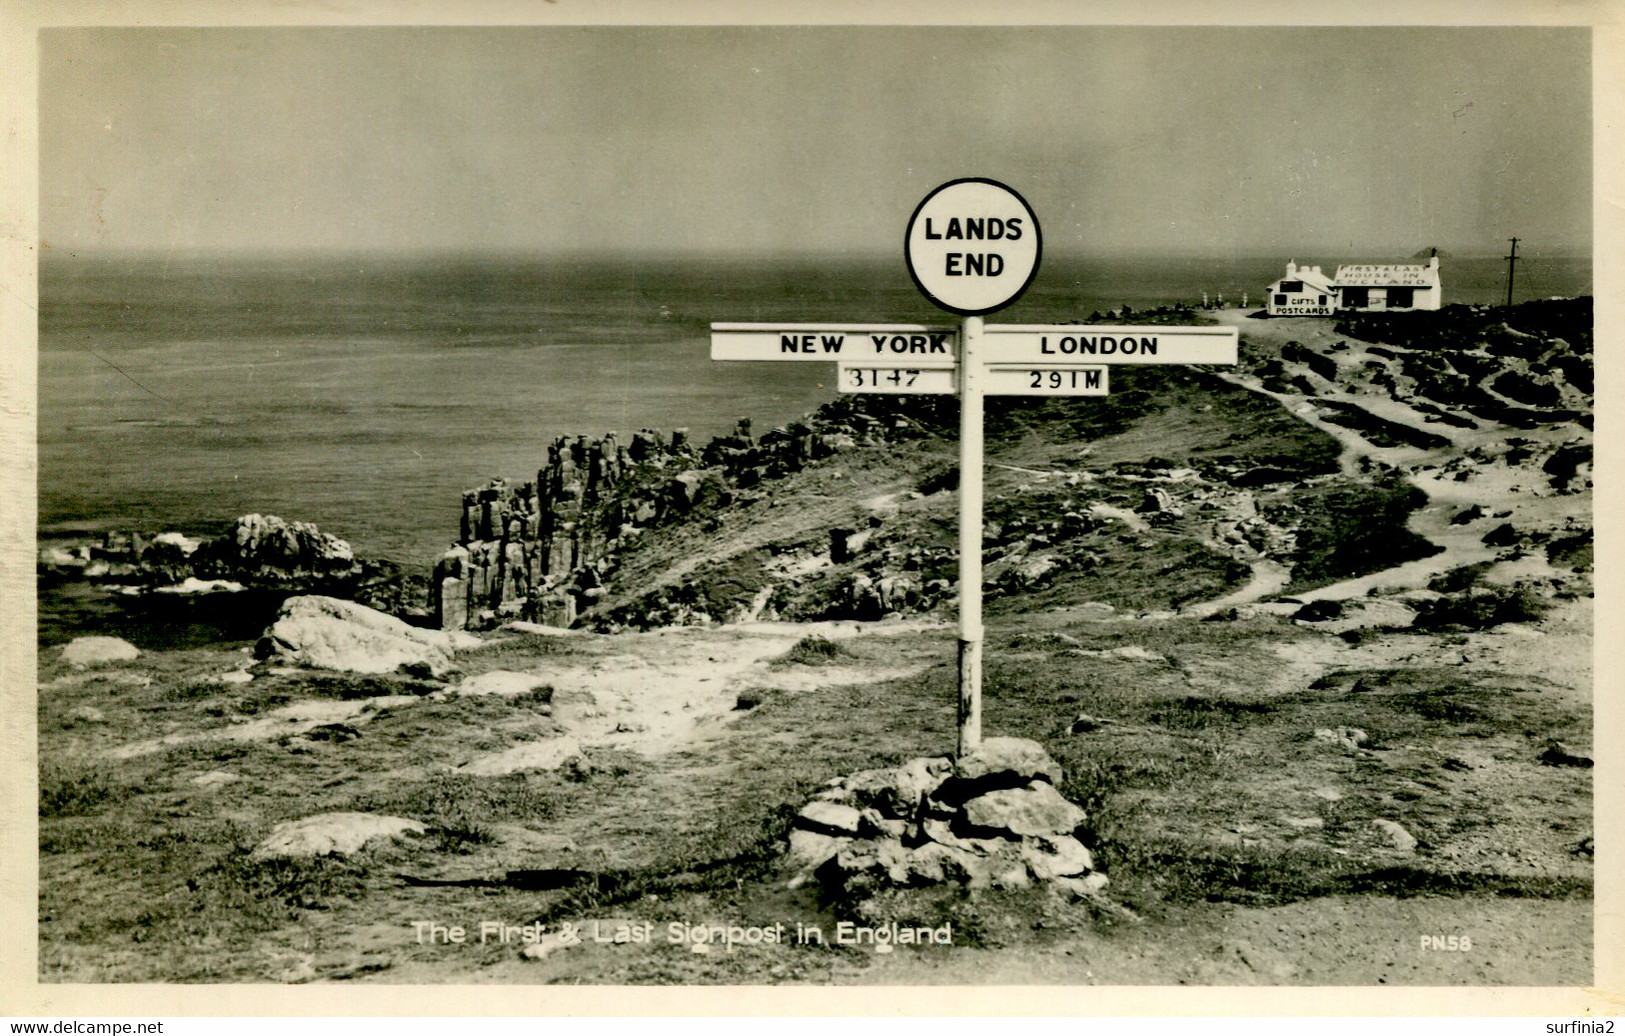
[709, 324, 957, 365]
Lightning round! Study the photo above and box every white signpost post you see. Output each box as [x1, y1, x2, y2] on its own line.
[710, 178, 1238, 758]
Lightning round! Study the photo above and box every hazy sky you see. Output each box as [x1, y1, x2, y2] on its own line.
[40, 26, 1592, 258]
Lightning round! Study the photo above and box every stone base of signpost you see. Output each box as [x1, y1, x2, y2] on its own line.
[782, 737, 1108, 902]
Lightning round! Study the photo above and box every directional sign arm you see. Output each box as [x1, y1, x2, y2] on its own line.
[980, 324, 1238, 365]
[711, 323, 958, 363]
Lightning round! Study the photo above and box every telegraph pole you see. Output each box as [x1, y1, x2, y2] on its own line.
[1504, 237, 1520, 307]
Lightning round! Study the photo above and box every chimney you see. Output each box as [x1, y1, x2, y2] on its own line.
[1287, 259, 1297, 275]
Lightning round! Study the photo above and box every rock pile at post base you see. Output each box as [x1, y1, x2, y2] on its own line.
[784, 737, 1106, 899]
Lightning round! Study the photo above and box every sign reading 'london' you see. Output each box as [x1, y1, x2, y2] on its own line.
[980, 324, 1238, 365]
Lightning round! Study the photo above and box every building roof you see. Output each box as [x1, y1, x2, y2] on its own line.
[1334, 263, 1438, 287]
[1270, 267, 1337, 293]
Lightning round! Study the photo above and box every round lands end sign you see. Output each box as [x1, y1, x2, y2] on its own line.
[905, 178, 1042, 316]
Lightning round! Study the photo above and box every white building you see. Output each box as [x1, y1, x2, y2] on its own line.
[1333, 255, 1442, 312]
[1265, 260, 1338, 316]
[1264, 253, 1443, 316]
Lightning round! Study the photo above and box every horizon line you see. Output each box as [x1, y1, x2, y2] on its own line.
[38, 243, 1594, 263]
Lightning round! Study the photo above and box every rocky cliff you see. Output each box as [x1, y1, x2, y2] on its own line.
[428, 369, 1340, 634]
[430, 404, 915, 630]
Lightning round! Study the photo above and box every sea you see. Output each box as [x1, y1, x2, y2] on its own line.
[36, 250, 1592, 646]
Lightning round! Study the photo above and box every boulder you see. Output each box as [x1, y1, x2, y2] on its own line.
[458, 736, 585, 777]
[946, 737, 1063, 799]
[920, 817, 1009, 857]
[153, 531, 202, 555]
[823, 838, 900, 889]
[796, 800, 863, 836]
[1538, 740, 1593, 768]
[250, 812, 424, 860]
[1481, 522, 1520, 547]
[1450, 505, 1485, 526]
[1293, 599, 1344, 623]
[1372, 818, 1418, 853]
[960, 781, 1088, 838]
[1136, 488, 1183, 517]
[1394, 588, 1446, 607]
[876, 574, 919, 613]
[1067, 713, 1111, 735]
[1019, 835, 1095, 879]
[38, 544, 90, 574]
[888, 756, 953, 813]
[824, 838, 996, 891]
[1310, 598, 1417, 633]
[255, 595, 468, 676]
[193, 514, 360, 585]
[787, 828, 850, 869]
[987, 859, 1034, 890]
[856, 808, 908, 840]
[841, 573, 884, 621]
[61, 636, 140, 667]
[900, 841, 1010, 887]
[832, 757, 952, 819]
[666, 471, 705, 512]
[1313, 726, 1370, 750]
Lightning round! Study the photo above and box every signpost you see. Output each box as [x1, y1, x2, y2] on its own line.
[709, 179, 1238, 758]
